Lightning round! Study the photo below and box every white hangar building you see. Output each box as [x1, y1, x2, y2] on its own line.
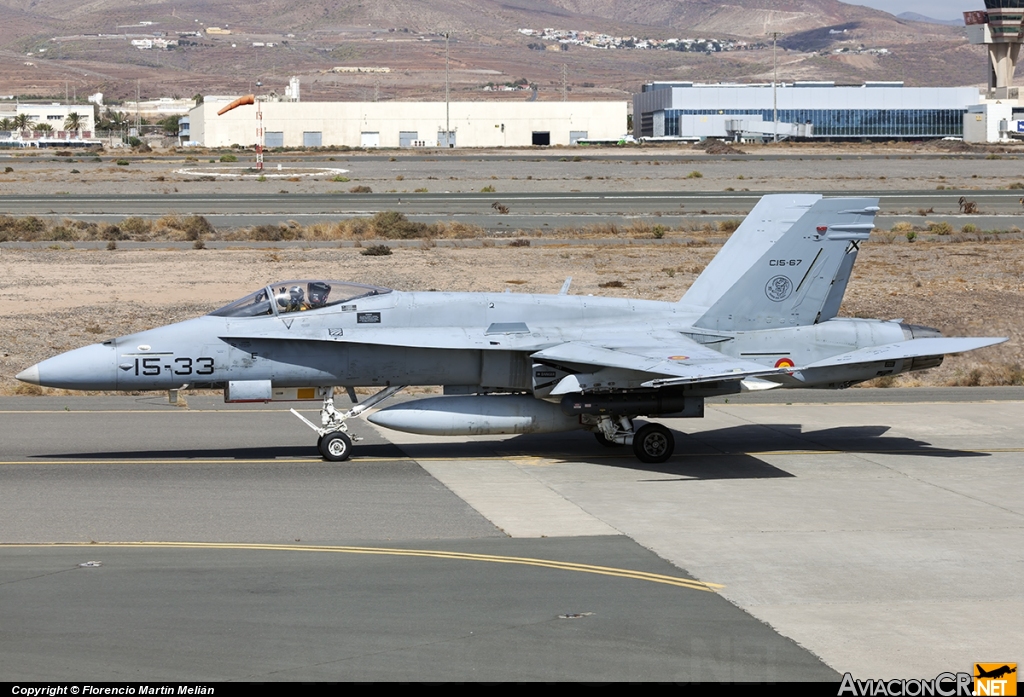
[189, 98, 628, 148]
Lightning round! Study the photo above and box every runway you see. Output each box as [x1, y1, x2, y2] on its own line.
[1, 389, 1021, 680]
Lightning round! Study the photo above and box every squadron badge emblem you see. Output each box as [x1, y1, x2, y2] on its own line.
[765, 275, 793, 302]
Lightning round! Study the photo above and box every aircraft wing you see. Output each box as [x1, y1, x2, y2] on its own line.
[801, 337, 1007, 369]
[531, 336, 787, 390]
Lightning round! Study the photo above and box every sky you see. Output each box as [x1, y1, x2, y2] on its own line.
[840, 0, 978, 20]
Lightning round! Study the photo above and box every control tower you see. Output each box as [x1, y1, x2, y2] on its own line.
[965, 0, 1024, 97]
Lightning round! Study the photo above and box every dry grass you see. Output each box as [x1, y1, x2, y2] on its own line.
[0, 213, 737, 244]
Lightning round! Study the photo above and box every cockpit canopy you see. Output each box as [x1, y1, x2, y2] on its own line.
[209, 280, 392, 317]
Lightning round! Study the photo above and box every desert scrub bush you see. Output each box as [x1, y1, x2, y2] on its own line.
[332, 175, 350, 182]
[115, 159, 130, 166]
[414, 187, 428, 193]
[891, 222, 915, 233]
[219, 154, 238, 162]
[508, 238, 531, 247]
[3, 166, 12, 173]
[249, 224, 300, 241]
[434, 221, 486, 238]
[480, 185, 496, 193]
[46, 225, 78, 241]
[181, 215, 215, 241]
[0, 215, 49, 241]
[303, 222, 345, 240]
[961, 223, 979, 233]
[686, 170, 703, 179]
[717, 219, 742, 233]
[652, 225, 666, 239]
[870, 375, 899, 388]
[1007, 181, 1024, 189]
[927, 221, 953, 235]
[599, 280, 625, 288]
[905, 230, 918, 242]
[942, 364, 1024, 386]
[101, 224, 125, 241]
[119, 216, 152, 239]
[349, 185, 372, 193]
[370, 211, 431, 239]
[361, 244, 393, 256]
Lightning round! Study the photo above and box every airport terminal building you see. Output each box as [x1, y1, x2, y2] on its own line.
[633, 82, 983, 141]
[189, 99, 627, 148]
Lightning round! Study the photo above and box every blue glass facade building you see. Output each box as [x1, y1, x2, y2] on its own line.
[634, 83, 981, 140]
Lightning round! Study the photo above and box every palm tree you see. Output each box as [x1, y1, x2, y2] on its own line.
[0, 118, 14, 131]
[14, 114, 31, 131]
[64, 112, 83, 133]
[95, 108, 126, 132]
[35, 123, 53, 134]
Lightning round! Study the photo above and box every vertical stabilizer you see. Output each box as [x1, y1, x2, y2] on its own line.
[692, 197, 878, 331]
[682, 194, 821, 309]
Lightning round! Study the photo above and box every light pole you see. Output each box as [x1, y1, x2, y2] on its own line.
[445, 31, 451, 147]
[768, 32, 782, 143]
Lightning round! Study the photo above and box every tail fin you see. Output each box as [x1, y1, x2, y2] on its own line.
[689, 196, 878, 332]
[682, 194, 822, 309]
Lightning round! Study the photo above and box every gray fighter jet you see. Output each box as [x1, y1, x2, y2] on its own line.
[17, 194, 1005, 463]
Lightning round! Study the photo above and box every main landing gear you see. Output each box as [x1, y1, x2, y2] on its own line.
[592, 415, 676, 463]
[291, 385, 406, 462]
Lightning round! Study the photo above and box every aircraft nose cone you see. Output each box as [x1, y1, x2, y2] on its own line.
[16, 364, 40, 385]
[23, 343, 118, 390]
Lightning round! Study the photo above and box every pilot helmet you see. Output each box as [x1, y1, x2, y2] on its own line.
[289, 286, 305, 305]
[308, 281, 331, 306]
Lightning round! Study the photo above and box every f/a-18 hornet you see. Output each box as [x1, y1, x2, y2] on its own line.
[18, 194, 1005, 463]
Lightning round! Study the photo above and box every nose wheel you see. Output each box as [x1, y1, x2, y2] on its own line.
[318, 431, 353, 462]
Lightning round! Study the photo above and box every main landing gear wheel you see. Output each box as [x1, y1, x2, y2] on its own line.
[632, 423, 674, 464]
[319, 431, 352, 462]
[594, 432, 624, 448]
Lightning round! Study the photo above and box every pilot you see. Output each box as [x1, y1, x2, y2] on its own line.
[287, 285, 307, 311]
[276, 286, 306, 312]
[307, 282, 331, 308]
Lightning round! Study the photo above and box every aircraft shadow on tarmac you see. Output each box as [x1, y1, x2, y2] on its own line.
[36, 422, 985, 481]
[427, 422, 986, 481]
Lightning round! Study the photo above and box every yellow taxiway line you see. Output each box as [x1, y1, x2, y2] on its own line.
[0, 541, 722, 592]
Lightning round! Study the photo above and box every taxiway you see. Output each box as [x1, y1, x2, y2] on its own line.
[1, 390, 1021, 680]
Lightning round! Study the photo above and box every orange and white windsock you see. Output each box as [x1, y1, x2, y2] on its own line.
[217, 94, 255, 116]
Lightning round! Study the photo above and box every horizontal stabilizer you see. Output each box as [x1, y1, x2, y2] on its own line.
[801, 337, 1007, 370]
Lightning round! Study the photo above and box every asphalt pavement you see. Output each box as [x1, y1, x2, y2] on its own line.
[1, 390, 1021, 680]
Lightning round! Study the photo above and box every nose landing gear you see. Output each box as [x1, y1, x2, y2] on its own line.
[292, 385, 406, 462]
